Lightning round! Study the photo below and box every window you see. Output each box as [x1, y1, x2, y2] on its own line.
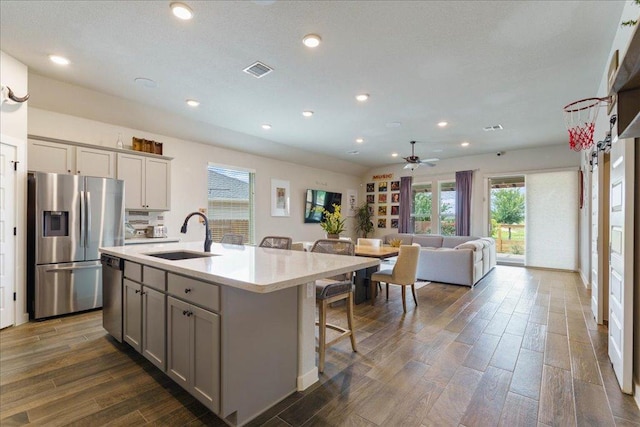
[207, 164, 255, 244]
[438, 181, 456, 235]
[412, 183, 432, 234]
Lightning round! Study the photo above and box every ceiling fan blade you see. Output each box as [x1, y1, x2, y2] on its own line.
[420, 158, 440, 163]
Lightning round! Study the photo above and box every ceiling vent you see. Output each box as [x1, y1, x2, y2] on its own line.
[483, 124, 504, 131]
[243, 61, 273, 78]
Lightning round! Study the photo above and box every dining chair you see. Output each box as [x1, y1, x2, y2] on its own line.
[370, 244, 420, 313]
[259, 236, 292, 250]
[310, 239, 357, 373]
[356, 238, 382, 247]
[220, 233, 244, 245]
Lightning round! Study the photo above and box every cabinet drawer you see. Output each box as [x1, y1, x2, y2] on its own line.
[143, 266, 166, 291]
[167, 273, 219, 312]
[124, 261, 142, 282]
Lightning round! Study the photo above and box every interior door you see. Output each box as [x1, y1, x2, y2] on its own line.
[0, 142, 17, 329]
[608, 135, 634, 394]
[590, 156, 600, 322]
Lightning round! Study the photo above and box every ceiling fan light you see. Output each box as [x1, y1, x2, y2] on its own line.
[403, 163, 420, 171]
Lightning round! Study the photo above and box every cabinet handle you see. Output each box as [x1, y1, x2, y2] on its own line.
[67, 169, 71, 173]
[135, 289, 140, 294]
[141, 291, 146, 295]
[187, 311, 193, 317]
[182, 310, 188, 316]
[77, 170, 80, 174]
[184, 288, 191, 294]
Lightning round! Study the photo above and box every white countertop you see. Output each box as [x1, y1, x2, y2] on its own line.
[100, 241, 379, 293]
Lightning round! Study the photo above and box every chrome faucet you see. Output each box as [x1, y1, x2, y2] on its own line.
[180, 212, 212, 252]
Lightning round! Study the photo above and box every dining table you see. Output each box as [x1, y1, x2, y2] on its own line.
[353, 244, 400, 304]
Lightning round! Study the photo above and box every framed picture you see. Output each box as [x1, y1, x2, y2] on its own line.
[391, 219, 399, 229]
[390, 181, 400, 191]
[378, 205, 387, 216]
[391, 205, 399, 216]
[391, 193, 400, 203]
[368, 205, 374, 215]
[270, 179, 290, 217]
[378, 218, 387, 228]
[378, 193, 387, 203]
[366, 183, 375, 193]
[346, 189, 357, 217]
[366, 194, 375, 204]
[378, 181, 388, 192]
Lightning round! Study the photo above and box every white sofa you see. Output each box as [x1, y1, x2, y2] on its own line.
[383, 233, 496, 287]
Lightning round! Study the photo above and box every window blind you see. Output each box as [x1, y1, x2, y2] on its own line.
[207, 165, 255, 244]
[525, 170, 578, 270]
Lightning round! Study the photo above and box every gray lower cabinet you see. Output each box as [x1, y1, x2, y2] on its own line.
[123, 279, 142, 352]
[167, 296, 220, 414]
[123, 277, 166, 370]
[142, 286, 166, 370]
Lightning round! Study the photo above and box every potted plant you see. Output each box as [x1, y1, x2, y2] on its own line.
[354, 202, 374, 238]
[320, 204, 346, 238]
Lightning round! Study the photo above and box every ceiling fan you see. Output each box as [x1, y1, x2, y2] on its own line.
[403, 140, 439, 170]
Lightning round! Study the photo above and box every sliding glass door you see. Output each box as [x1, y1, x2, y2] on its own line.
[488, 176, 526, 265]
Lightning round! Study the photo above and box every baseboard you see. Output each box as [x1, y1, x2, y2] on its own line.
[635, 379, 640, 410]
[297, 367, 318, 391]
[17, 312, 29, 326]
[579, 270, 590, 289]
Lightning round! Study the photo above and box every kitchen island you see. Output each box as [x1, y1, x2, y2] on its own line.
[99, 241, 378, 426]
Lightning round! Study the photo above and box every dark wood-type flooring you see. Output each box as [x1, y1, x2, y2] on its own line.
[1, 266, 639, 426]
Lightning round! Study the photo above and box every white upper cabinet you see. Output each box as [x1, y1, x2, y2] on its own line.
[117, 153, 171, 211]
[28, 139, 116, 178]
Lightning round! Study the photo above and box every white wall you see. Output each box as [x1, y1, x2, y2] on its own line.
[363, 145, 580, 239]
[0, 51, 29, 324]
[28, 108, 363, 244]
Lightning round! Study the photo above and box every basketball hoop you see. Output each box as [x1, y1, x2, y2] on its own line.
[562, 97, 610, 151]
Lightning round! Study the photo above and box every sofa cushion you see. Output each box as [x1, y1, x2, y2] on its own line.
[442, 236, 478, 248]
[412, 235, 444, 248]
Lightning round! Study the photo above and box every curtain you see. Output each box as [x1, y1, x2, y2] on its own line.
[455, 170, 473, 236]
[399, 176, 413, 233]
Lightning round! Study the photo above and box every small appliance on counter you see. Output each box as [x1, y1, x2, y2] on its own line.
[146, 225, 167, 238]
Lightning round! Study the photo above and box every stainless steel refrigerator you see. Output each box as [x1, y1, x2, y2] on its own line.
[27, 172, 124, 319]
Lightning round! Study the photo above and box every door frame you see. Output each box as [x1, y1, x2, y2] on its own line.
[0, 133, 28, 326]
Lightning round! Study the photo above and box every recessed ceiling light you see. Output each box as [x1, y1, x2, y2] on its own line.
[391, 153, 398, 157]
[186, 99, 200, 107]
[461, 141, 470, 147]
[49, 55, 70, 65]
[355, 93, 369, 102]
[438, 121, 448, 127]
[386, 121, 402, 128]
[261, 124, 272, 130]
[302, 110, 314, 117]
[302, 34, 322, 48]
[171, 2, 193, 20]
[356, 138, 364, 143]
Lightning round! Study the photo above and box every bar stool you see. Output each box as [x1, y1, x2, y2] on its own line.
[311, 239, 357, 373]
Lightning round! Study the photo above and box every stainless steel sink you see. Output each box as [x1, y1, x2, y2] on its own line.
[145, 250, 218, 261]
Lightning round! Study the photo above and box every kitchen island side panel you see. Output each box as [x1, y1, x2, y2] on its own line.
[220, 285, 298, 425]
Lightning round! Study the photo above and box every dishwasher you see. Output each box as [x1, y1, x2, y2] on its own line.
[101, 254, 124, 342]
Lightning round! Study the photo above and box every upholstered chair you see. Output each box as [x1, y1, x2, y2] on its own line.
[310, 239, 357, 373]
[370, 244, 420, 312]
[220, 234, 244, 245]
[356, 238, 382, 247]
[259, 236, 292, 250]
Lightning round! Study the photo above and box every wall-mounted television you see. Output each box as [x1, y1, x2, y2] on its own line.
[304, 189, 342, 223]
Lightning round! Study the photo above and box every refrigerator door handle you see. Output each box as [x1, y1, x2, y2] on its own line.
[79, 190, 85, 247]
[86, 191, 92, 248]
[45, 264, 102, 273]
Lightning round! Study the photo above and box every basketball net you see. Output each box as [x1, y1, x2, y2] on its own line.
[562, 97, 609, 152]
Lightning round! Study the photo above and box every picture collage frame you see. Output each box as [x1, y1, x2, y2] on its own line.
[366, 178, 400, 229]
